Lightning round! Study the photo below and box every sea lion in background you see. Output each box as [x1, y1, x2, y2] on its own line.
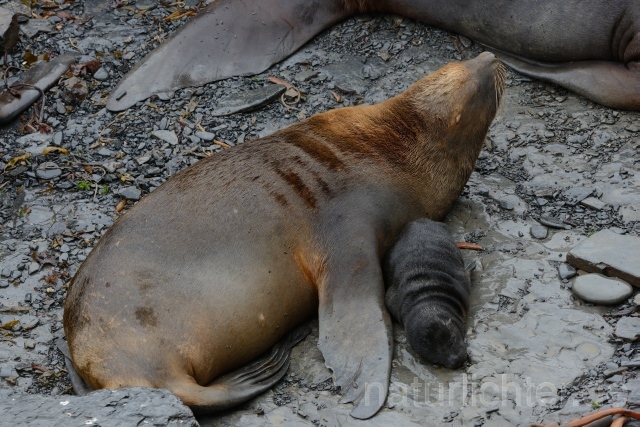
[106, 0, 640, 112]
[64, 52, 505, 419]
[383, 218, 470, 369]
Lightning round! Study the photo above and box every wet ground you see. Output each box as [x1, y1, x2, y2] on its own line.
[0, 1, 638, 425]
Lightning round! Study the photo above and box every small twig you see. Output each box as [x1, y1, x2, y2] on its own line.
[98, 111, 127, 144]
[213, 140, 231, 149]
[267, 76, 293, 89]
[457, 242, 483, 251]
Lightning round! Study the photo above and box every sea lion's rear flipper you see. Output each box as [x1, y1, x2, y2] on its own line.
[106, 0, 349, 111]
[55, 338, 93, 396]
[172, 324, 310, 413]
[490, 48, 640, 111]
[317, 237, 393, 420]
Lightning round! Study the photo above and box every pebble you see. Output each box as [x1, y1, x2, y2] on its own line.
[35, 162, 62, 180]
[558, 263, 577, 280]
[152, 130, 178, 145]
[530, 225, 548, 239]
[53, 131, 63, 145]
[195, 131, 214, 141]
[539, 216, 571, 230]
[93, 67, 109, 81]
[27, 262, 39, 275]
[614, 317, 640, 341]
[572, 273, 633, 305]
[295, 70, 319, 82]
[562, 187, 593, 206]
[580, 197, 606, 210]
[117, 186, 141, 201]
[23, 339, 35, 350]
[567, 229, 640, 287]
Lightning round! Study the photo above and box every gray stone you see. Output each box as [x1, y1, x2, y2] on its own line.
[36, 162, 62, 180]
[152, 130, 178, 145]
[97, 147, 112, 156]
[580, 197, 606, 210]
[93, 67, 109, 81]
[539, 216, 571, 230]
[572, 274, 633, 305]
[23, 338, 35, 349]
[614, 317, 640, 341]
[17, 132, 54, 154]
[0, 388, 197, 427]
[47, 221, 67, 237]
[118, 186, 141, 201]
[195, 131, 215, 141]
[562, 187, 593, 206]
[54, 131, 63, 146]
[530, 225, 548, 239]
[567, 229, 640, 287]
[28, 262, 40, 275]
[558, 263, 577, 280]
[20, 315, 39, 330]
[295, 70, 319, 82]
[211, 85, 286, 116]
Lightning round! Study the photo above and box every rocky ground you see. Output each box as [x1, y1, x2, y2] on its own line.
[0, 0, 638, 426]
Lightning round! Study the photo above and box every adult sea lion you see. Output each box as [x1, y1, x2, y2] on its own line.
[64, 52, 505, 419]
[106, 0, 640, 112]
[383, 218, 471, 369]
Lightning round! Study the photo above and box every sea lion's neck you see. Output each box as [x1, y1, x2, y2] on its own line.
[289, 101, 484, 219]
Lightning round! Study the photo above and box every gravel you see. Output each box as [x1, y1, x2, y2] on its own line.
[0, 1, 638, 426]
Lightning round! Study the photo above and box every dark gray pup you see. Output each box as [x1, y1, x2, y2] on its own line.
[384, 218, 471, 369]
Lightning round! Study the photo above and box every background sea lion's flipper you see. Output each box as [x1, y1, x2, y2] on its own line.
[490, 48, 640, 111]
[317, 233, 393, 420]
[106, 0, 349, 111]
[171, 323, 310, 413]
[55, 338, 93, 396]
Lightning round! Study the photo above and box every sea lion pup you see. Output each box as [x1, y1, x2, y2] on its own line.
[383, 218, 470, 369]
[63, 52, 505, 420]
[106, 0, 640, 112]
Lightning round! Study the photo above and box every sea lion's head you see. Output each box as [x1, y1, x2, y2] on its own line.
[387, 52, 506, 218]
[404, 304, 468, 369]
[404, 51, 505, 138]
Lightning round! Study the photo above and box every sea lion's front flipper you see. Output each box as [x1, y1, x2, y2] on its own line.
[106, 0, 349, 111]
[317, 234, 393, 420]
[490, 48, 640, 111]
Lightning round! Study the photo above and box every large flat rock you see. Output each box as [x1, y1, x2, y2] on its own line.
[0, 387, 198, 427]
[567, 230, 640, 287]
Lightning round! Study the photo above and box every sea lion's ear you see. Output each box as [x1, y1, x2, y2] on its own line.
[106, 0, 347, 111]
[317, 234, 393, 420]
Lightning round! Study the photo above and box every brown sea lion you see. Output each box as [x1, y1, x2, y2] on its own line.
[383, 218, 471, 369]
[63, 52, 505, 419]
[106, 0, 640, 112]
